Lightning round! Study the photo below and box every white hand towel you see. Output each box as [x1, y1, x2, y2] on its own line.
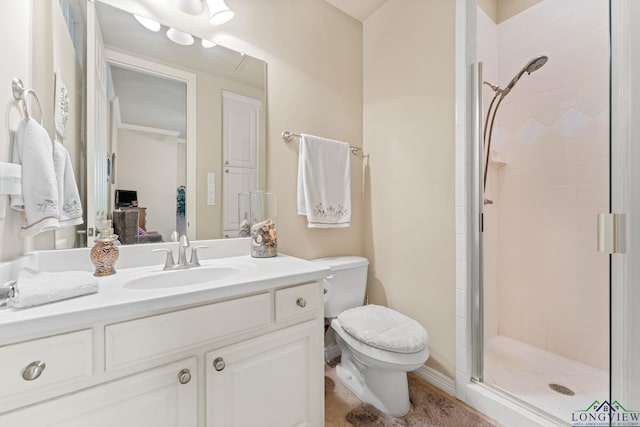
[297, 134, 351, 228]
[53, 140, 83, 228]
[10, 118, 60, 237]
[8, 268, 98, 308]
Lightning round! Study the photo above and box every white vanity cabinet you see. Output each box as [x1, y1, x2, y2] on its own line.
[0, 276, 325, 427]
[0, 358, 198, 427]
[205, 282, 323, 427]
[206, 317, 323, 426]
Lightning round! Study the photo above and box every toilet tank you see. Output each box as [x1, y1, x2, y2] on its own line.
[312, 256, 369, 318]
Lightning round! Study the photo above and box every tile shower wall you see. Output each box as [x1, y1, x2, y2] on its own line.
[482, 0, 609, 370]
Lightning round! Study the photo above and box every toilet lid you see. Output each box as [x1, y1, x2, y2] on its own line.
[337, 305, 429, 354]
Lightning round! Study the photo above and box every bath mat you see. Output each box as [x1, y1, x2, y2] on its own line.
[345, 376, 498, 427]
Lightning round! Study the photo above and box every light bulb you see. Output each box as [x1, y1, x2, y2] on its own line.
[206, 0, 235, 25]
[201, 39, 217, 48]
[166, 28, 195, 46]
[133, 15, 161, 32]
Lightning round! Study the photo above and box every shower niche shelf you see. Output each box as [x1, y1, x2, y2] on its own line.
[488, 152, 507, 167]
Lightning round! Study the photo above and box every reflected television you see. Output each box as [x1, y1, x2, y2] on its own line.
[115, 189, 138, 208]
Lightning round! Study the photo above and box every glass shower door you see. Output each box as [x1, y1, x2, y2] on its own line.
[473, 0, 613, 423]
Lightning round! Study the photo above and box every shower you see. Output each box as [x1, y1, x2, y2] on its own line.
[482, 55, 548, 194]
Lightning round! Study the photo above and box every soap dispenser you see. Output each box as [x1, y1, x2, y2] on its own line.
[90, 220, 119, 276]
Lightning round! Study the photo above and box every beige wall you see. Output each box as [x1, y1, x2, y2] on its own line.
[0, 0, 31, 261]
[477, 0, 497, 23]
[117, 129, 178, 240]
[477, 0, 544, 24]
[363, 0, 456, 378]
[194, 72, 265, 240]
[496, 0, 543, 23]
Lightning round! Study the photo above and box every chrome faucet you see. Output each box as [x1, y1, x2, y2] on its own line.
[153, 235, 208, 270]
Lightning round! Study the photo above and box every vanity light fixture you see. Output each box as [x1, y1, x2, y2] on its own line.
[206, 0, 235, 25]
[173, 0, 205, 15]
[167, 27, 195, 45]
[133, 14, 161, 32]
[201, 39, 217, 48]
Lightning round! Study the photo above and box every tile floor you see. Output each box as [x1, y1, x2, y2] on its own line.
[484, 335, 608, 423]
[324, 361, 500, 426]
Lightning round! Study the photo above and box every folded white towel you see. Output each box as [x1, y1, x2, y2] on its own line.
[7, 268, 98, 308]
[297, 134, 351, 228]
[10, 118, 60, 237]
[53, 140, 83, 228]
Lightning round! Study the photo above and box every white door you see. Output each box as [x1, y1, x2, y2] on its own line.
[222, 166, 257, 235]
[0, 359, 197, 427]
[86, 0, 109, 244]
[222, 91, 260, 169]
[206, 321, 323, 427]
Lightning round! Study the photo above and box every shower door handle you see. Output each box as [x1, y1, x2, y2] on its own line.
[597, 213, 626, 254]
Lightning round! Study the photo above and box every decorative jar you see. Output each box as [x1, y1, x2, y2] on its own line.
[249, 191, 277, 258]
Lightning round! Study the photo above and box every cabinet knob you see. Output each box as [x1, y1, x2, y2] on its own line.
[296, 297, 307, 308]
[213, 357, 226, 372]
[22, 361, 46, 381]
[224, 160, 229, 165]
[178, 368, 191, 384]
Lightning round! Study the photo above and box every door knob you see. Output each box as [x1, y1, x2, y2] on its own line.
[178, 368, 191, 384]
[22, 361, 46, 381]
[213, 357, 225, 371]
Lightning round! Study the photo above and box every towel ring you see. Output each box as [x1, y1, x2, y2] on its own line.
[12, 78, 44, 126]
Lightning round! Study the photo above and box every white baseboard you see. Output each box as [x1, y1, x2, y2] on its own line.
[414, 365, 456, 396]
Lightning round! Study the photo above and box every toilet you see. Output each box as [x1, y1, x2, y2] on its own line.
[313, 256, 429, 417]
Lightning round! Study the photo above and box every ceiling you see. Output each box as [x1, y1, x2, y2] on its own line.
[324, 0, 388, 22]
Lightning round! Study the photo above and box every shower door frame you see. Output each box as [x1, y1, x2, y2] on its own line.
[610, 0, 640, 413]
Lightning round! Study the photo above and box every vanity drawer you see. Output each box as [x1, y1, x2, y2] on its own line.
[0, 330, 93, 402]
[275, 282, 321, 323]
[106, 292, 271, 371]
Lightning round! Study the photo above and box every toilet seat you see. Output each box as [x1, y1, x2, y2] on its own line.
[332, 319, 429, 368]
[337, 305, 429, 353]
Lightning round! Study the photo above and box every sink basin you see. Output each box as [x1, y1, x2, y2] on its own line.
[124, 266, 242, 290]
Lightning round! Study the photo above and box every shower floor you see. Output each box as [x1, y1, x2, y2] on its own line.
[484, 335, 608, 424]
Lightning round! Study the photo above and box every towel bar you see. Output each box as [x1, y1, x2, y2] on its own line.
[282, 130, 362, 156]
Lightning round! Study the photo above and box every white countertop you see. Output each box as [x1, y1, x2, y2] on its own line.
[0, 253, 330, 343]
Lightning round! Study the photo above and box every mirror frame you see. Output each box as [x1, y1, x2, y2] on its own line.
[102, 49, 197, 241]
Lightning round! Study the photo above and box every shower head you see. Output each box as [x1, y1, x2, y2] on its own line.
[500, 55, 548, 98]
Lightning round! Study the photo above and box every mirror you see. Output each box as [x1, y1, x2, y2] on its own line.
[58, 0, 267, 247]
